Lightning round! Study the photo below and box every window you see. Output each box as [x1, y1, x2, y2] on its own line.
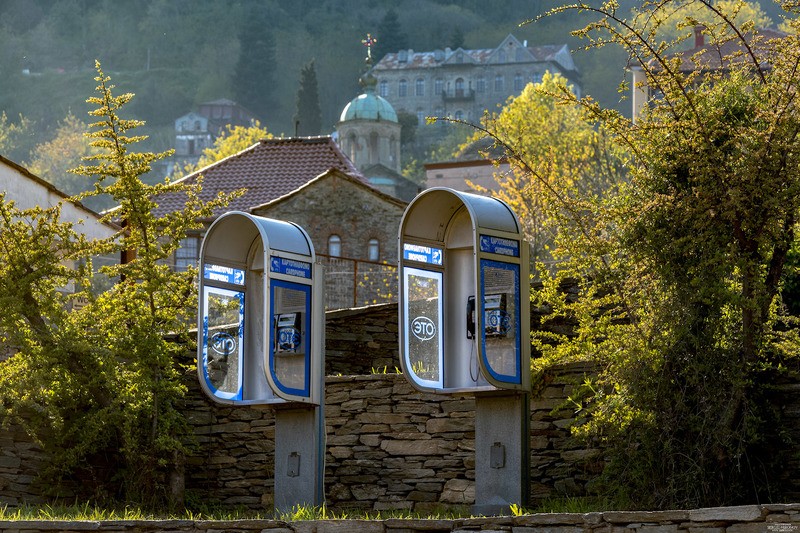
[515, 48, 526, 61]
[498, 50, 507, 63]
[434, 78, 444, 95]
[328, 235, 342, 257]
[379, 80, 388, 97]
[417, 109, 426, 125]
[454, 110, 464, 121]
[415, 78, 425, 96]
[398, 79, 408, 97]
[514, 73, 524, 91]
[476, 76, 486, 93]
[176, 236, 199, 271]
[455, 78, 465, 97]
[494, 74, 504, 92]
[368, 239, 380, 261]
[531, 72, 543, 84]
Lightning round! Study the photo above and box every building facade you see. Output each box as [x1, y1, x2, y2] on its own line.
[371, 34, 580, 125]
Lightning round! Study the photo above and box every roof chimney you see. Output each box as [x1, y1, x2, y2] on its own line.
[694, 25, 705, 48]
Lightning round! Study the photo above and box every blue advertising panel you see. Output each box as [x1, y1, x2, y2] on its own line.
[479, 235, 520, 258]
[270, 256, 312, 279]
[204, 263, 246, 285]
[403, 243, 443, 266]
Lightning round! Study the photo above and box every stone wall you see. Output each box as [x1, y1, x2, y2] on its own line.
[1, 504, 799, 532]
[182, 363, 599, 512]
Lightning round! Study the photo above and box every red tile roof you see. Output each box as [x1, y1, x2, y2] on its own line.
[153, 136, 364, 218]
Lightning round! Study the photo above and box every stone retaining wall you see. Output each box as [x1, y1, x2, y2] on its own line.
[1, 504, 798, 532]
[183, 363, 598, 512]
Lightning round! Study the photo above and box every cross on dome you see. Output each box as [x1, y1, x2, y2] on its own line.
[361, 33, 377, 63]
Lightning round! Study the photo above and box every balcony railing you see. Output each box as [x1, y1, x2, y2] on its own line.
[317, 254, 398, 311]
[441, 88, 476, 102]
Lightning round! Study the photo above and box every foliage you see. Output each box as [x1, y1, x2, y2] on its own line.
[174, 121, 273, 178]
[26, 112, 107, 209]
[523, 0, 800, 509]
[466, 72, 624, 267]
[233, 6, 276, 123]
[630, 0, 773, 45]
[294, 59, 322, 136]
[375, 8, 409, 60]
[0, 111, 35, 164]
[0, 61, 233, 507]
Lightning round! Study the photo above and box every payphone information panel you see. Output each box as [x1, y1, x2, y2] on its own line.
[402, 267, 444, 389]
[204, 263, 246, 286]
[201, 285, 245, 401]
[479, 259, 522, 385]
[269, 279, 311, 398]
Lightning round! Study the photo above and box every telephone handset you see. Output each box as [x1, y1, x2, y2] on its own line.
[467, 294, 509, 339]
[466, 296, 476, 339]
[274, 312, 302, 354]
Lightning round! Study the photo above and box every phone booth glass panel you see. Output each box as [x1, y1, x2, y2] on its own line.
[201, 284, 245, 401]
[402, 267, 443, 389]
[479, 259, 522, 384]
[269, 279, 312, 398]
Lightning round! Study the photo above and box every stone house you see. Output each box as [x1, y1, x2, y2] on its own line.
[251, 168, 406, 309]
[251, 167, 406, 265]
[371, 34, 580, 126]
[154, 136, 365, 271]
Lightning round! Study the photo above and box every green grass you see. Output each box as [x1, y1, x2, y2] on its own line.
[0, 498, 624, 522]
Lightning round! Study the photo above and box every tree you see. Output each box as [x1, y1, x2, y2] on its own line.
[0, 61, 232, 507]
[524, 1, 800, 508]
[0, 112, 35, 164]
[175, 121, 272, 178]
[27, 112, 105, 208]
[375, 8, 408, 60]
[233, 7, 276, 122]
[632, 0, 773, 46]
[294, 59, 322, 137]
[467, 72, 623, 266]
[450, 26, 465, 49]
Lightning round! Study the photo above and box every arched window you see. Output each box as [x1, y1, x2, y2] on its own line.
[455, 78, 465, 97]
[434, 78, 444, 95]
[454, 110, 464, 121]
[398, 79, 408, 97]
[476, 76, 486, 93]
[368, 239, 380, 261]
[328, 235, 342, 257]
[379, 80, 388, 97]
[531, 72, 543, 84]
[415, 78, 425, 96]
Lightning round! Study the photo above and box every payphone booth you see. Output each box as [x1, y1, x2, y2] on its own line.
[399, 188, 531, 514]
[197, 211, 324, 512]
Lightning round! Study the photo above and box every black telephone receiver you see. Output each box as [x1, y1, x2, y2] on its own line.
[466, 296, 476, 339]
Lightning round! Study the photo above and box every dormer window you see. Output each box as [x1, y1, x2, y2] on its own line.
[399, 50, 408, 63]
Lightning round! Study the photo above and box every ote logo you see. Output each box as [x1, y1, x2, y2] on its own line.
[210, 332, 237, 357]
[411, 316, 436, 341]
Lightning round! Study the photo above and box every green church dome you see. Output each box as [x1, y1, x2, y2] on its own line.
[339, 73, 398, 123]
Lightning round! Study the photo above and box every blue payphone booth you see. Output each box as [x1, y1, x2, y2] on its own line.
[198, 211, 324, 511]
[399, 188, 530, 514]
